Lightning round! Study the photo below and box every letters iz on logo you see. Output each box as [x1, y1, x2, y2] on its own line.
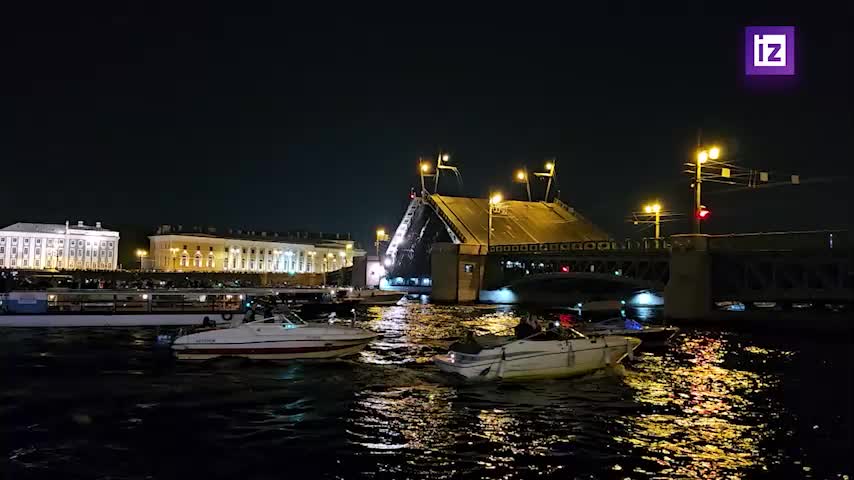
[745, 26, 795, 76]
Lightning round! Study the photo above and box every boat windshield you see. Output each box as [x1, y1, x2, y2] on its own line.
[526, 327, 587, 341]
[249, 311, 307, 326]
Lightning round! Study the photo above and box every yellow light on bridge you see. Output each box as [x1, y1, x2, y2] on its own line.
[697, 150, 709, 164]
[709, 146, 721, 160]
[489, 193, 503, 205]
[643, 203, 662, 214]
[376, 228, 385, 238]
[441, 154, 450, 162]
[545, 162, 554, 171]
[516, 170, 526, 181]
[420, 162, 431, 173]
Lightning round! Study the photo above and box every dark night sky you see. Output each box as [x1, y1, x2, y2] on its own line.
[2, 3, 852, 255]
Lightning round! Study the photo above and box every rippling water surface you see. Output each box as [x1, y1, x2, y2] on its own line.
[1, 301, 851, 479]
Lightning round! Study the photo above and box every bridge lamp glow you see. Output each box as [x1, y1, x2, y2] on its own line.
[489, 193, 503, 205]
[516, 170, 526, 181]
[376, 228, 385, 238]
[708, 146, 721, 160]
[697, 150, 709, 164]
[420, 162, 431, 173]
[441, 154, 450, 162]
[545, 162, 554, 171]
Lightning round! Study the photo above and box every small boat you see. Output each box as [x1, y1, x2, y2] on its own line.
[578, 317, 679, 346]
[347, 290, 406, 306]
[433, 328, 640, 381]
[171, 310, 377, 360]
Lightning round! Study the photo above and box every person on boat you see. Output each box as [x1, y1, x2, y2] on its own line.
[449, 330, 482, 354]
[514, 314, 541, 339]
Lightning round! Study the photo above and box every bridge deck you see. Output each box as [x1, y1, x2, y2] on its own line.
[430, 195, 609, 246]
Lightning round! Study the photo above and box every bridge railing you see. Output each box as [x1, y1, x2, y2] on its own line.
[424, 194, 466, 244]
[487, 238, 670, 254]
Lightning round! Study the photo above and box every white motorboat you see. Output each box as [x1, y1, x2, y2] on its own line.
[171, 311, 378, 360]
[347, 290, 406, 306]
[578, 317, 679, 346]
[433, 328, 640, 381]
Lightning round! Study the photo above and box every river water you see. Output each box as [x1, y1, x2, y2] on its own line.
[1, 302, 851, 479]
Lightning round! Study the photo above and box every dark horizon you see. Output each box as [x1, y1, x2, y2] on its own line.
[3, 5, 852, 252]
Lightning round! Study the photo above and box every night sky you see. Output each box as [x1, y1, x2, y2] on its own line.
[2, 4, 852, 257]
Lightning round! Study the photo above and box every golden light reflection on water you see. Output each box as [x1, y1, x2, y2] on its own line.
[358, 303, 520, 365]
[621, 334, 778, 478]
[348, 384, 457, 452]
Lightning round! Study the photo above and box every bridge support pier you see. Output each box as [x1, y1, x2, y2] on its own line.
[431, 243, 486, 303]
[665, 235, 711, 320]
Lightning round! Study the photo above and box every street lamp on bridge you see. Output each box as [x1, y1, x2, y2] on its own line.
[487, 192, 503, 253]
[375, 228, 389, 259]
[514, 169, 532, 202]
[533, 159, 556, 202]
[643, 202, 662, 240]
[693, 145, 721, 233]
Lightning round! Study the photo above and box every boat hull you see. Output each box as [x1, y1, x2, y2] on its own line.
[173, 341, 370, 360]
[171, 323, 377, 361]
[434, 336, 640, 381]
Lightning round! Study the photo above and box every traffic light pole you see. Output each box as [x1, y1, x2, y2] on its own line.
[694, 155, 702, 234]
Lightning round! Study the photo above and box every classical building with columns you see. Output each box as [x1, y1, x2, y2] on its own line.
[0, 221, 120, 270]
[148, 225, 364, 274]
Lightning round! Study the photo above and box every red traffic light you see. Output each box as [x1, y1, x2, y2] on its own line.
[697, 205, 711, 220]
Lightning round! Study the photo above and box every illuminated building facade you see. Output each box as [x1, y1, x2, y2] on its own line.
[148, 226, 363, 273]
[0, 221, 120, 270]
